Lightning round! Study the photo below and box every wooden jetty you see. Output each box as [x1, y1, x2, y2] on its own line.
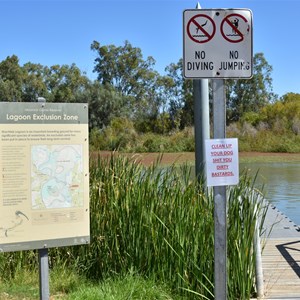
[261, 204, 300, 299]
[262, 238, 300, 299]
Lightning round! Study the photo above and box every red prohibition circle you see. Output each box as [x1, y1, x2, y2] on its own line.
[220, 13, 248, 43]
[187, 14, 216, 44]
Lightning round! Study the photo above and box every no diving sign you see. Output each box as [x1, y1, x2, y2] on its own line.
[187, 14, 216, 43]
[183, 9, 253, 78]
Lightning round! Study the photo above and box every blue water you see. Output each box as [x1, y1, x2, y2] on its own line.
[240, 162, 300, 225]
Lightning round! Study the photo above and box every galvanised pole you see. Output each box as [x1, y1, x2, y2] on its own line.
[193, 2, 210, 182]
[213, 79, 227, 300]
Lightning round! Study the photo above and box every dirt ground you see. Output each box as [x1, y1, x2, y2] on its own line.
[92, 151, 300, 166]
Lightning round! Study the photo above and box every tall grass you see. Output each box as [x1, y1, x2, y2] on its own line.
[70, 154, 215, 298]
[0, 155, 267, 299]
[227, 172, 266, 299]
[72, 154, 265, 299]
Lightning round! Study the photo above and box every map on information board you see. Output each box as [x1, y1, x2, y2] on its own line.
[31, 145, 84, 210]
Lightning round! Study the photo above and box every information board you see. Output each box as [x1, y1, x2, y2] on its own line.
[0, 102, 90, 252]
[183, 9, 253, 78]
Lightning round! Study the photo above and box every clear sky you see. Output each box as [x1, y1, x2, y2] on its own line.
[0, 0, 299, 98]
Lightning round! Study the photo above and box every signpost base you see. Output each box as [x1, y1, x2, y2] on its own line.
[214, 186, 227, 300]
[39, 248, 50, 300]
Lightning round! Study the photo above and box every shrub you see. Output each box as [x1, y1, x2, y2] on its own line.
[89, 117, 138, 151]
[227, 122, 241, 136]
[241, 122, 257, 137]
[241, 112, 262, 126]
[292, 117, 300, 135]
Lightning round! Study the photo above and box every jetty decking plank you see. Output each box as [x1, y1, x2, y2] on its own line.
[261, 204, 300, 299]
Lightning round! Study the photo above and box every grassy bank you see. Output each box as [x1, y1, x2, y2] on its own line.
[1, 155, 267, 299]
[0, 269, 185, 300]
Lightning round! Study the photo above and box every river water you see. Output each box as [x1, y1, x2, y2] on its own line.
[240, 162, 300, 225]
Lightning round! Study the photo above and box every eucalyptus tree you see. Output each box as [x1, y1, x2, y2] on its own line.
[0, 55, 90, 103]
[165, 58, 193, 129]
[22, 62, 49, 102]
[44, 63, 89, 103]
[84, 81, 132, 130]
[226, 52, 277, 122]
[0, 55, 24, 101]
[166, 52, 276, 127]
[91, 40, 167, 128]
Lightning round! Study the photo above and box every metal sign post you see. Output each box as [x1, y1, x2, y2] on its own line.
[39, 248, 50, 300]
[38, 98, 50, 300]
[183, 6, 252, 299]
[193, 3, 210, 182]
[212, 79, 227, 299]
[193, 79, 209, 181]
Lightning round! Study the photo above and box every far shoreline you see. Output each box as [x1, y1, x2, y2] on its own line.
[92, 151, 300, 166]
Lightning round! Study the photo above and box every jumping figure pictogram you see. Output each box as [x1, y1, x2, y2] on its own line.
[221, 13, 250, 43]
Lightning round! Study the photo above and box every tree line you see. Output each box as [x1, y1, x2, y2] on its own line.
[0, 41, 276, 127]
[1, 40, 299, 152]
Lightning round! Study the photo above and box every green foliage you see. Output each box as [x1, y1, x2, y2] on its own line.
[139, 133, 166, 152]
[0, 156, 267, 299]
[89, 117, 138, 151]
[87, 82, 132, 130]
[135, 112, 173, 134]
[240, 111, 262, 127]
[227, 92, 300, 153]
[66, 272, 185, 300]
[91, 40, 155, 94]
[90, 40, 172, 126]
[45, 64, 89, 103]
[82, 156, 215, 296]
[0, 268, 40, 299]
[22, 62, 49, 102]
[90, 121, 195, 153]
[227, 172, 266, 299]
[168, 127, 195, 152]
[0, 250, 37, 281]
[82, 156, 265, 299]
[228, 123, 300, 153]
[0, 48, 280, 143]
[165, 59, 194, 129]
[260, 95, 300, 133]
[0, 269, 185, 300]
[280, 92, 300, 103]
[0, 55, 89, 103]
[136, 132, 190, 153]
[0, 55, 24, 101]
[226, 52, 276, 122]
[50, 265, 83, 294]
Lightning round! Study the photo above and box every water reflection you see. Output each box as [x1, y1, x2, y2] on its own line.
[240, 162, 300, 225]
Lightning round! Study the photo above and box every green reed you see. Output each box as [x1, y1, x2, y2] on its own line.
[0, 155, 267, 299]
[227, 171, 267, 299]
[74, 154, 265, 299]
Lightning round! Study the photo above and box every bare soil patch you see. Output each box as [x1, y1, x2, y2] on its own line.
[91, 151, 300, 166]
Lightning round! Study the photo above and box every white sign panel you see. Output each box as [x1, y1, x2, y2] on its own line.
[183, 9, 253, 78]
[205, 138, 239, 187]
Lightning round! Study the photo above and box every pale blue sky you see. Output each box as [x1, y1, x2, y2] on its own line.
[0, 0, 298, 98]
